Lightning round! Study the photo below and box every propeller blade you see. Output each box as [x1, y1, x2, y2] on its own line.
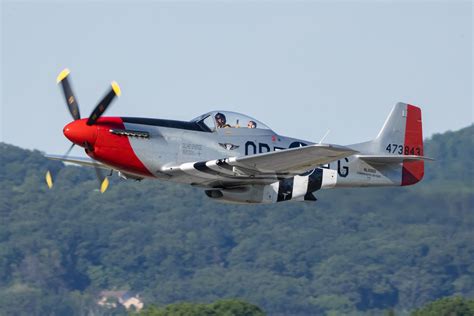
[63, 143, 75, 159]
[100, 178, 110, 194]
[45, 143, 75, 190]
[94, 163, 110, 193]
[87, 81, 121, 126]
[57, 68, 81, 120]
[45, 171, 53, 189]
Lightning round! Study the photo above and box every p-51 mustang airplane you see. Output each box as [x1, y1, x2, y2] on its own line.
[46, 69, 432, 204]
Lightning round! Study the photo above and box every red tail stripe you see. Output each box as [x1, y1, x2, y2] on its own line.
[401, 104, 424, 186]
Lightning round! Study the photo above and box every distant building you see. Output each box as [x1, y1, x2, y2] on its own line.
[97, 290, 144, 311]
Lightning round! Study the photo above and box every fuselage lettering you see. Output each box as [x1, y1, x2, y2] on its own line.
[244, 141, 310, 155]
[259, 143, 271, 153]
[337, 158, 349, 177]
[245, 141, 257, 156]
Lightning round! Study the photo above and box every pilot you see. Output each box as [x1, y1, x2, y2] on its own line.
[215, 112, 231, 128]
[247, 120, 257, 129]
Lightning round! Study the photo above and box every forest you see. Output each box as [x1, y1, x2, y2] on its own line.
[0, 124, 472, 315]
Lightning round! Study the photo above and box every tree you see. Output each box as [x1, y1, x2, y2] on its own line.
[132, 299, 265, 316]
[411, 297, 474, 316]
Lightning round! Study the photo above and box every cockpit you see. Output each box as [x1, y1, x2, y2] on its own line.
[191, 111, 272, 132]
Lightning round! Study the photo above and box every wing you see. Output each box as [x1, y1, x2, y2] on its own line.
[164, 144, 357, 186]
[229, 144, 357, 175]
[45, 154, 111, 170]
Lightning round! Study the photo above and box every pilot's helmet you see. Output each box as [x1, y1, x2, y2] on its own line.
[248, 120, 257, 128]
[215, 112, 226, 123]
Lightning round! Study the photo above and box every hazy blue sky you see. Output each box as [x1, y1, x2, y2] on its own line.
[1, 1, 472, 155]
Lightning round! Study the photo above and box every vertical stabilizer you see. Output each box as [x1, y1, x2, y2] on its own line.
[349, 102, 425, 186]
[374, 102, 424, 185]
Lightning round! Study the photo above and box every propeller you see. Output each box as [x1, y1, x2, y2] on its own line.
[46, 68, 121, 193]
[94, 164, 110, 194]
[57, 69, 81, 120]
[45, 143, 75, 189]
[84, 141, 110, 193]
[63, 142, 76, 158]
[87, 81, 121, 125]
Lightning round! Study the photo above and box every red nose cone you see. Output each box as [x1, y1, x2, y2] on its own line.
[63, 119, 98, 147]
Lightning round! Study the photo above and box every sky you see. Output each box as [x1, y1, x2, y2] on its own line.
[1, 1, 472, 155]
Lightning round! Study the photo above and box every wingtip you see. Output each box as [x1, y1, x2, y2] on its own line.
[56, 68, 70, 84]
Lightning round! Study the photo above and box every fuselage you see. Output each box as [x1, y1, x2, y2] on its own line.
[64, 116, 318, 182]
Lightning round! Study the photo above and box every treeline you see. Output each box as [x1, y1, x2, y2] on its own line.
[0, 125, 472, 315]
[133, 299, 265, 316]
[133, 297, 474, 316]
[411, 296, 474, 316]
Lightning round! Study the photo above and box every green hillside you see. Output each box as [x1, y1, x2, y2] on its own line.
[0, 125, 473, 315]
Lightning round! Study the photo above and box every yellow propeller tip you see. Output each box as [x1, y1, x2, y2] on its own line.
[45, 171, 53, 189]
[100, 177, 109, 193]
[111, 81, 121, 97]
[56, 68, 70, 84]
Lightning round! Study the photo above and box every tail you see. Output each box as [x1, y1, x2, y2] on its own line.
[349, 102, 426, 186]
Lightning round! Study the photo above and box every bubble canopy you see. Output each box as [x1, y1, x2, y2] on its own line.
[191, 111, 272, 131]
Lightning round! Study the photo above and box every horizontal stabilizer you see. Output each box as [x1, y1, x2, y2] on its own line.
[357, 155, 434, 164]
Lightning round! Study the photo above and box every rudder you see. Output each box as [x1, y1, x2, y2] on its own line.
[400, 104, 424, 185]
